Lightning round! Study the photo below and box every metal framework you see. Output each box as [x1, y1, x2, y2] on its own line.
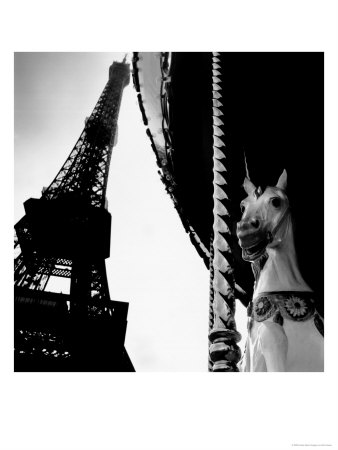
[14, 58, 133, 371]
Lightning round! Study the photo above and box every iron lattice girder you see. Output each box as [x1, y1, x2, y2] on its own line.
[15, 249, 110, 302]
[15, 253, 72, 276]
[42, 62, 130, 208]
[14, 60, 134, 371]
[38, 265, 72, 279]
[14, 284, 129, 345]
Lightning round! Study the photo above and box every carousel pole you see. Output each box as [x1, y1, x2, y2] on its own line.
[208, 52, 242, 372]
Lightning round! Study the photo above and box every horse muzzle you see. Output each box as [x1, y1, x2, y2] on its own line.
[236, 221, 271, 261]
[239, 237, 270, 261]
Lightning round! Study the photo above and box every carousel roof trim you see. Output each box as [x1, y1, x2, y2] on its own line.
[132, 52, 210, 265]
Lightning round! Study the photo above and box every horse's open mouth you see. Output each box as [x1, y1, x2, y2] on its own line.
[240, 237, 269, 261]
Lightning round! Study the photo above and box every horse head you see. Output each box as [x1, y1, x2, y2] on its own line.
[236, 169, 290, 261]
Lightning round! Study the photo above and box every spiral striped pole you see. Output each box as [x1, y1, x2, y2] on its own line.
[208, 233, 215, 371]
[208, 52, 241, 372]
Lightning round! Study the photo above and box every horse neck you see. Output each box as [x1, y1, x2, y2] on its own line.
[253, 214, 312, 297]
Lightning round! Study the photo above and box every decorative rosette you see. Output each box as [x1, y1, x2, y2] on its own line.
[250, 292, 317, 323]
[278, 294, 315, 322]
[252, 296, 276, 321]
[285, 297, 308, 316]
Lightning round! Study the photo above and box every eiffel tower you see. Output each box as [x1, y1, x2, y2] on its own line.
[14, 57, 134, 371]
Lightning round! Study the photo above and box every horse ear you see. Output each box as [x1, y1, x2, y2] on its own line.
[276, 169, 287, 190]
[243, 177, 257, 195]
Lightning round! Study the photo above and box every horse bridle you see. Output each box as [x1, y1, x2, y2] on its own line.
[267, 204, 290, 244]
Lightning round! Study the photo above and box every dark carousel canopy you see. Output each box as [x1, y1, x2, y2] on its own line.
[133, 52, 323, 315]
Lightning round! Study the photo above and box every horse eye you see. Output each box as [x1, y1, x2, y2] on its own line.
[240, 204, 245, 214]
[271, 197, 281, 208]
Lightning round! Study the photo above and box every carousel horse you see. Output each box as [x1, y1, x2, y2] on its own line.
[236, 170, 324, 371]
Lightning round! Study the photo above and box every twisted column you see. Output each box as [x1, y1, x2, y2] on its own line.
[208, 52, 241, 372]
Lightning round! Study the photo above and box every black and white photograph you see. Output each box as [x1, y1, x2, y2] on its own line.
[2, 1, 338, 449]
[14, 52, 324, 373]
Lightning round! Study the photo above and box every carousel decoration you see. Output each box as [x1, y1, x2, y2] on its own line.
[208, 53, 241, 371]
[132, 52, 242, 371]
[236, 171, 324, 371]
[132, 52, 323, 372]
[132, 53, 210, 263]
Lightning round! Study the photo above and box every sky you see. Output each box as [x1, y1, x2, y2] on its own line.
[16, 52, 251, 371]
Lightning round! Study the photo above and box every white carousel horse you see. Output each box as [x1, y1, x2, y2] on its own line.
[236, 170, 324, 371]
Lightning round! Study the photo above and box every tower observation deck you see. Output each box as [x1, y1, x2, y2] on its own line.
[14, 58, 134, 371]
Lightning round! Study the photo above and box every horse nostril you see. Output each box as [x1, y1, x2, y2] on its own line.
[251, 219, 260, 229]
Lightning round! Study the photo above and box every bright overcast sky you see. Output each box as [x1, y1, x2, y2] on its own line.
[14, 52, 247, 371]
